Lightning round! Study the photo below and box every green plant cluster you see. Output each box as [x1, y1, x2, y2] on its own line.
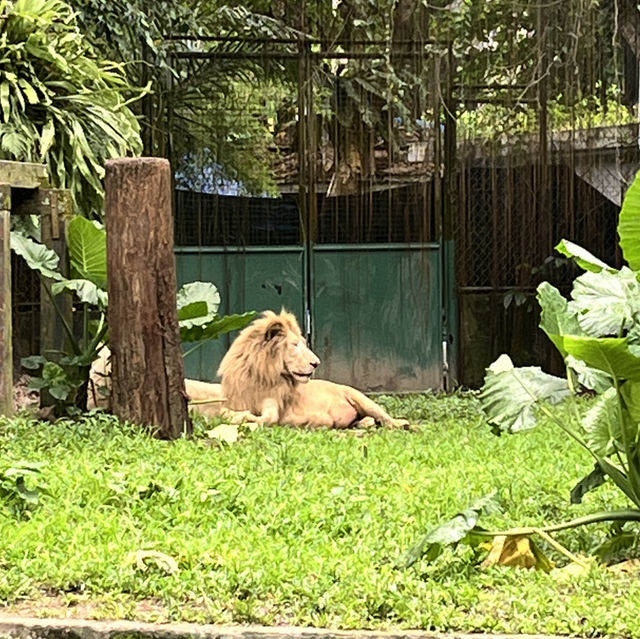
[0, 0, 143, 215]
[403, 170, 640, 570]
[0, 460, 48, 519]
[10, 218, 254, 414]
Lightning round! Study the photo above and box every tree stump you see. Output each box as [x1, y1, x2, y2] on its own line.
[105, 158, 191, 438]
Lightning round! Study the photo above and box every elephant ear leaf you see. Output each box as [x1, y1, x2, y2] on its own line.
[51, 279, 108, 308]
[537, 281, 583, 356]
[555, 239, 612, 273]
[67, 216, 107, 289]
[618, 171, 640, 271]
[402, 494, 502, 568]
[177, 281, 256, 343]
[177, 281, 220, 329]
[181, 312, 256, 343]
[10, 231, 62, 281]
[479, 354, 571, 434]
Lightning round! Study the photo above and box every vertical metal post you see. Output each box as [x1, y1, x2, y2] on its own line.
[298, 38, 316, 343]
[0, 185, 12, 415]
[442, 42, 458, 390]
[432, 52, 447, 391]
[536, 3, 550, 258]
[39, 189, 73, 362]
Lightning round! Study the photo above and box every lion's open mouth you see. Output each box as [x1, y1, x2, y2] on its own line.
[292, 371, 314, 383]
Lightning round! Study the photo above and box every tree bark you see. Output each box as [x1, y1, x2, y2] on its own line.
[105, 157, 191, 438]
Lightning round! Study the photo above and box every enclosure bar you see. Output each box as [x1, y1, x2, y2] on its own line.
[164, 35, 451, 46]
[442, 42, 458, 390]
[39, 189, 73, 364]
[0, 185, 12, 416]
[297, 38, 316, 343]
[172, 51, 439, 60]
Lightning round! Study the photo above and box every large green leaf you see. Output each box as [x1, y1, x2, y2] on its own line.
[558, 336, 640, 381]
[620, 379, 640, 424]
[177, 281, 220, 329]
[537, 283, 611, 390]
[51, 278, 108, 308]
[565, 355, 612, 393]
[582, 387, 622, 457]
[67, 216, 107, 289]
[10, 230, 62, 281]
[568, 267, 640, 337]
[555, 239, 612, 273]
[479, 354, 571, 434]
[402, 494, 501, 568]
[537, 282, 583, 355]
[180, 311, 257, 344]
[618, 171, 640, 270]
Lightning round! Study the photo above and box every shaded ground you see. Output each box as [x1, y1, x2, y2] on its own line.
[11, 375, 39, 413]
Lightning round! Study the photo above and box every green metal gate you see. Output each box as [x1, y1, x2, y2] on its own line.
[171, 31, 456, 391]
[311, 244, 443, 390]
[176, 236, 449, 392]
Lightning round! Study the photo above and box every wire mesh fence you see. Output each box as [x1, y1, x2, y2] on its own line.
[165, 1, 640, 385]
[12, 1, 640, 387]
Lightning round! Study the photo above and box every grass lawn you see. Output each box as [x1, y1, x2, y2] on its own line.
[0, 392, 639, 635]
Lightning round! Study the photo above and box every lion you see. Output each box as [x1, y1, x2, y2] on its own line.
[186, 309, 410, 429]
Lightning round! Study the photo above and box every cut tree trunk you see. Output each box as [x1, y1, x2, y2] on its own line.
[105, 157, 191, 438]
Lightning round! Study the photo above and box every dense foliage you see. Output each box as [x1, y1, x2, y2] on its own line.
[3, 0, 635, 196]
[11, 219, 254, 414]
[69, 0, 299, 192]
[0, 0, 142, 215]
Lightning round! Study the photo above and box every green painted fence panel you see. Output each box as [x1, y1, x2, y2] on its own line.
[175, 246, 305, 381]
[311, 244, 443, 391]
[175, 243, 446, 390]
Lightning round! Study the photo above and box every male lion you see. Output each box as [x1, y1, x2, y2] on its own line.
[186, 309, 410, 429]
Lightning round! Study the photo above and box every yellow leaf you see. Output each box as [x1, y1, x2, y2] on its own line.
[608, 558, 640, 574]
[207, 423, 240, 444]
[128, 550, 179, 575]
[481, 535, 553, 571]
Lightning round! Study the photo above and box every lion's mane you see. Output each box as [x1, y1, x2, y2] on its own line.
[217, 310, 303, 416]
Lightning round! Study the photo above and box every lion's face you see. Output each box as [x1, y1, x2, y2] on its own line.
[218, 310, 321, 410]
[281, 330, 320, 384]
[255, 311, 320, 384]
[260, 312, 320, 384]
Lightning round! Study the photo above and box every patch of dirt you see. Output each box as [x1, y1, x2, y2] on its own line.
[12, 374, 39, 414]
[1, 595, 171, 623]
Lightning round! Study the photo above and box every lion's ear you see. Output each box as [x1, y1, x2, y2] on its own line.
[264, 321, 285, 342]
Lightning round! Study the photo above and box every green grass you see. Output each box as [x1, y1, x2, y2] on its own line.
[0, 392, 639, 635]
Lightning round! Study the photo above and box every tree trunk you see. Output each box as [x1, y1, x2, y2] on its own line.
[105, 157, 191, 438]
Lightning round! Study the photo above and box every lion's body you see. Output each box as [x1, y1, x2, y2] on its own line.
[188, 310, 409, 429]
[90, 310, 409, 429]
